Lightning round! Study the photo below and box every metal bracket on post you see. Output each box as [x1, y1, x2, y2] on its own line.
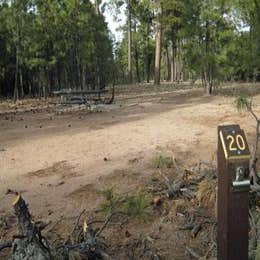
[218, 125, 251, 260]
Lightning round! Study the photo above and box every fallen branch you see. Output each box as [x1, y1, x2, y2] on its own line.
[180, 214, 195, 231]
[186, 246, 201, 259]
[204, 243, 216, 259]
[0, 241, 12, 251]
[95, 211, 127, 238]
[158, 169, 185, 198]
[64, 209, 86, 245]
[191, 220, 203, 238]
[60, 211, 127, 259]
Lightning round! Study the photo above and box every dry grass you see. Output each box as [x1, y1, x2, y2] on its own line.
[197, 179, 216, 210]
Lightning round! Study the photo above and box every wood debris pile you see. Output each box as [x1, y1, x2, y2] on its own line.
[150, 157, 260, 259]
[148, 159, 218, 259]
[0, 195, 118, 259]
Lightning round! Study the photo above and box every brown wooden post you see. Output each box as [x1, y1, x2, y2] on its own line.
[218, 125, 251, 260]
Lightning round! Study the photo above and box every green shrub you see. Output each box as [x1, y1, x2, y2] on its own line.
[123, 193, 151, 221]
[99, 189, 151, 221]
[99, 188, 123, 214]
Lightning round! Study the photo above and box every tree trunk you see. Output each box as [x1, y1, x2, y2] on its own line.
[205, 20, 213, 95]
[175, 59, 178, 82]
[127, 0, 133, 84]
[82, 65, 86, 90]
[95, 0, 100, 15]
[205, 64, 213, 95]
[29, 81, 32, 97]
[13, 45, 19, 103]
[154, 0, 163, 85]
[175, 45, 180, 82]
[134, 46, 140, 83]
[146, 21, 150, 83]
[166, 44, 171, 81]
[57, 64, 62, 90]
[76, 45, 81, 90]
[206, 78, 213, 95]
[170, 40, 175, 82]
[12, 195, 51, 260]
[134, 22, 140, 83]
[19, 68, 24, 98]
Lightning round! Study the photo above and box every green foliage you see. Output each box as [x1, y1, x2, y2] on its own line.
[99, 188, 151, 221]
[112, 0, 155, 83]
[180, 0, 236, 84]
[122, 192, 151, 221]
[1, 0, 260, 94]
[0, 0, 114, 98]
[99, 188, 123, 214]
[152, 154, 174, 169]
[235, 95, 252, 112]
[114, 0, 260, 85]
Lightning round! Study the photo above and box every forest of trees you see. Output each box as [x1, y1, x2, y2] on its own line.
[0, 0, 113, 101]
[114, 0, 260, 94]
[0, 0, 260, 100]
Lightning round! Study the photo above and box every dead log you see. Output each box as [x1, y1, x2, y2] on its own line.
[11, 195, 51, 260]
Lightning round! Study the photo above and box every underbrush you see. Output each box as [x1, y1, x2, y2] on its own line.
[100, 188, 151, 221]
[151, 154, 174, 169]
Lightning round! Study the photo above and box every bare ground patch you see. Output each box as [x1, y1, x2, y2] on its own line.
[26, 161, 79, 180]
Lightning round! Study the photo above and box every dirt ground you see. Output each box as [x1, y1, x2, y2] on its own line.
[1, 83, 260, 259]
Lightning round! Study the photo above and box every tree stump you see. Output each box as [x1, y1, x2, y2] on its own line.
[11, 195, 51, 260]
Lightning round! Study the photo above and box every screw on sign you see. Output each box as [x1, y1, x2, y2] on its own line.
[218, 125, 251, 260]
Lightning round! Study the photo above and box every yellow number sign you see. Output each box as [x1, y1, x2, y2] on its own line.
[219, 125, 250, 160]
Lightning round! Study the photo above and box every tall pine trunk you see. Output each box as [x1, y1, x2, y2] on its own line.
[170, 40, 175, 82]
[76, 44, 81, 90]
[134, 22, 140, 83]
[13, 44, 19, 103]
[205, 21, 213, 95]
[95, 0, 100, 15]
[146, 22, 150, 83]
[154, 0, 163, 85]
[166, 44, 171, 81]
[82, 65, 86, 89]
[19, 68, 24, 98]
[127, 0, 132, 84]
[134, 46, 140, 83]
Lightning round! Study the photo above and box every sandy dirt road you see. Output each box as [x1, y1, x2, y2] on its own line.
[0, 86, 259, 222]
